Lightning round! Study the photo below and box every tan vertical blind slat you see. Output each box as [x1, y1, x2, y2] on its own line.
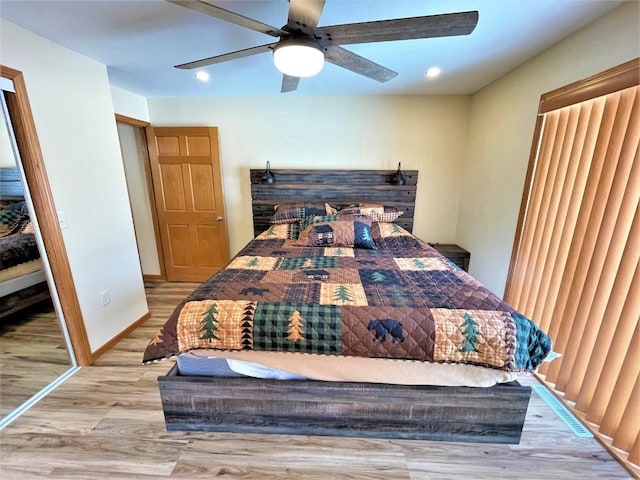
[611, 371, 640, 453]
[629, 431, 640, 469]
[576, 208, 640, 412]
[599, 323, 640, 438]
[508, 114, 559, 308]
[585, 261, 639, 424]
[530, 103, 593, 331]
[535, 102, 607, 377]
[563, 171, 639, 399]
[522, 109, 575, 317]
[545, 93, 622, 383]
[536, 101, 602, 336]
[520, 113, 564, 376]
[558, 90, 640, 397]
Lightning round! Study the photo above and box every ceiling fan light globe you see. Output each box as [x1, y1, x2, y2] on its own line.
[273, 40, 324, 78]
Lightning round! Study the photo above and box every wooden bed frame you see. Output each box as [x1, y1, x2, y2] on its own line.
[158, 168, 531, 444]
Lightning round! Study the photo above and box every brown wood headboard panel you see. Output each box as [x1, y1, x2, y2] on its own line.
[250, 169, 418, 237]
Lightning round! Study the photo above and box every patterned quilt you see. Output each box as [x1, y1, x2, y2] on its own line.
[0, 231, 39, 270]
[143, 223, 551, 372]
[0, 200, 38, 270]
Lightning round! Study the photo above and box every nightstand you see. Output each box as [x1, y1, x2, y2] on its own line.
[429, 243, 470, 272]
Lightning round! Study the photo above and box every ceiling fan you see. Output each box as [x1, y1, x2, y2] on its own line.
[168, 0, 479, 93]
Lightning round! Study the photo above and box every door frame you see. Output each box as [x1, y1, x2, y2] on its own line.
[0, 65, 92, 366]
[115, 114, 167, 281]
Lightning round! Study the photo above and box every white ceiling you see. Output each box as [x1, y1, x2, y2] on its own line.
[0, 0, 625, 98]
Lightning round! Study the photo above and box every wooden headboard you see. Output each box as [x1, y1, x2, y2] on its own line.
[250, 169, 418, 237]
[0, 167, 24, 200]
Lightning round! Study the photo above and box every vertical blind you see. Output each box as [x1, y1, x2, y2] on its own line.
[504, 60, 639, 475]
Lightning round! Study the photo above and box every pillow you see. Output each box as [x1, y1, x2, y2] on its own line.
[271, 202, 337, 224]
[5, 200, 28, 215]
[373, 221, 413, 239]
[0, 208, 26, 237]
[300, 213, 340, 230]
[256, 222, 300, 240]
[339, 203, 404, 223]
[295, 214, 377, 249]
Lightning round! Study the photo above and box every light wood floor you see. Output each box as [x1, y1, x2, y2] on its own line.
[0, 282, 632, 479]
[0, 301, 73, 418]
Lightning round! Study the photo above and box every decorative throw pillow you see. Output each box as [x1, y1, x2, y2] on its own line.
[6, 200, 28, 215]
[270, 202, 337, 224]
[256, 222, 300, 240]
[300, 213, 340, 230]
[339, 203, 404, 223]
[0, 209, 26, 237]
[373, 221, 413, 239]
[295, 214, 377, 249]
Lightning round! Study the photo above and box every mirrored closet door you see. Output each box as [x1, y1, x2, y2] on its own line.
[0, 80, 77, 427]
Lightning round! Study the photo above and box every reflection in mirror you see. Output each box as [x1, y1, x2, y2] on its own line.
[0, 85, 77, 427]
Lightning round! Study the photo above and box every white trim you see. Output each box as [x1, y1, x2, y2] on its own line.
[0, 366, 80, 431]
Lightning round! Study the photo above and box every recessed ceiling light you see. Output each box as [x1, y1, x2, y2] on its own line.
[195, 71, 210, 82]
[426, 67, 441, 78]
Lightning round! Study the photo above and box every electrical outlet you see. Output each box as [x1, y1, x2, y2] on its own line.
[100, 290, 111, 306]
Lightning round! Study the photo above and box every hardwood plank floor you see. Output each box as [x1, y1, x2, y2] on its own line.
[0, 282, 632, 479]
[0, 300, 73, 417]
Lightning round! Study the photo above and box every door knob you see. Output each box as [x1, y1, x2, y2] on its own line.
[217, 216, 223, 221]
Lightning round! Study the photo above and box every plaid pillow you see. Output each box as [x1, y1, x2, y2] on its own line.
[295, 215, 377, 249]
[271, 202, 337, 224]
[300, 214, 340, 230]
[339, 203, 404, 223]
[6, 200, 28, 215]
[0, 209, 26, 237]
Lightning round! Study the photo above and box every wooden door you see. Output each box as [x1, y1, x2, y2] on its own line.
[145, 126, 229, 282]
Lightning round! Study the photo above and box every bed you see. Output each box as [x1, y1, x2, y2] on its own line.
[0, 167, 49, 318]
[144, 169, 552, 444]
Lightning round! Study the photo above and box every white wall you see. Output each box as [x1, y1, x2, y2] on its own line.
[0, 20, 149, 352]
[457, 1, 640, 297]
[148, 95, 470, 256]
[111, 85, 149, 122]
[117, 122, 161, 276]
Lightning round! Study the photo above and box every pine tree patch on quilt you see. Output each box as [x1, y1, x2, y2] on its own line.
[431, 309, 512, 369]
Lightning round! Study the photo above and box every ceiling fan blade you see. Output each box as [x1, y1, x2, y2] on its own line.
[287, 0, 326, 33]
[324, 46, 397, 83]
[316, 11, 479, 45]
[166, 0, 287, 37]
[175, 43, 277, 69]
[281, 75, 300, 93]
